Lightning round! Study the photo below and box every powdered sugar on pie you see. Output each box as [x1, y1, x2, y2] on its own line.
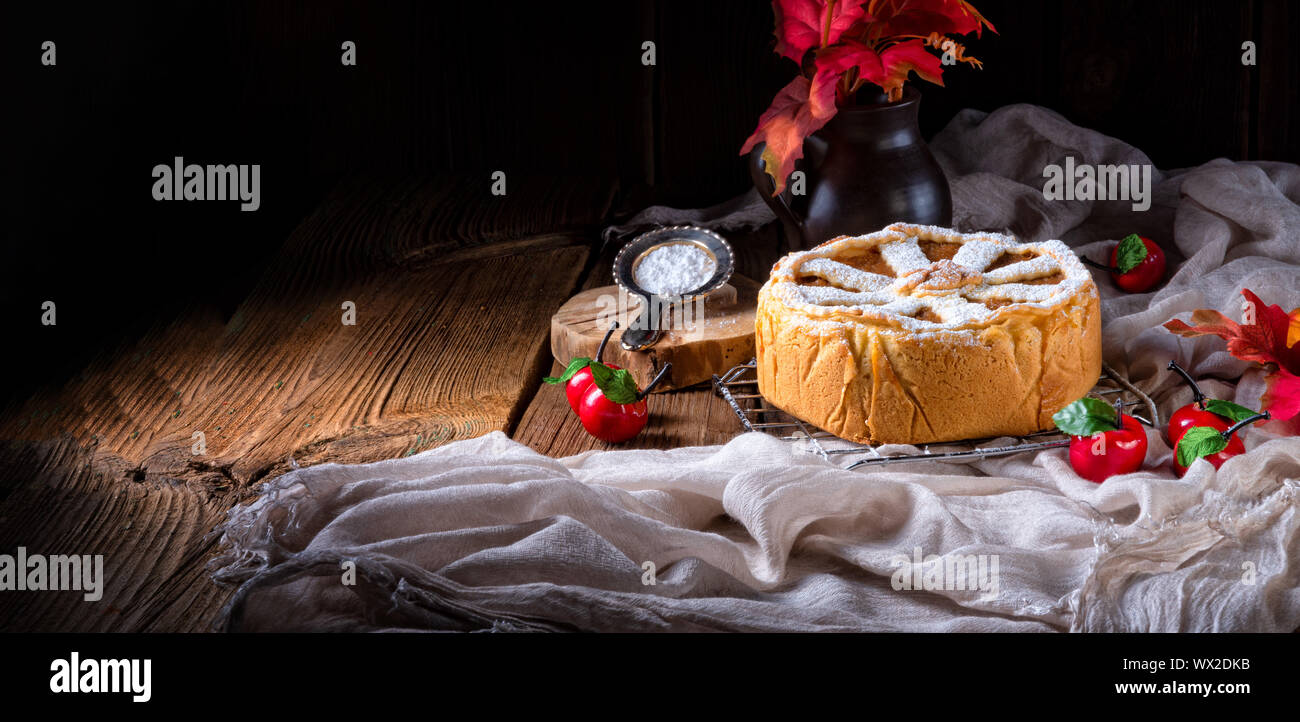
[766, 223, 1096, 331]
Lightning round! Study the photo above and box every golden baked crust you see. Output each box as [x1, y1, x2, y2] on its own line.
[756, 223, 1102, 444]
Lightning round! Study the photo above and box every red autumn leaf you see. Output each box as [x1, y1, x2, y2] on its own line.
[1163, 288, 1300, 420]
[773, 0, 871, 65]
[810, 40, 884, 114]
[1165, 310, 1277, 367]
[871, 0, 996, 38]
[1164, 300, 1295, 373]
[879, 39, 945, 99]
[1240, 288, 1300, 371]
[1261, 367, 1300, 421]
[740, 76, 833, 196]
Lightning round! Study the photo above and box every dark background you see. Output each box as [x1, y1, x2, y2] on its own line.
[4, 0, 1298, 405]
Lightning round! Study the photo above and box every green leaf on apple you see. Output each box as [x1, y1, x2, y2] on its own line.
[1176, 425, 1229, 467]
[543, 357, 591, 385]
[1115, 234, 1148, 274]
[1203, 399, 1258, 423]
[590, 362, 640, 404]
[1052, 397, 1120, 436]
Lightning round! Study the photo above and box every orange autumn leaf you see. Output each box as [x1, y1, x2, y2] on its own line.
[868, 0, 996, 38]
[740, 76, 835, 195]
[878, 39, 945, 101]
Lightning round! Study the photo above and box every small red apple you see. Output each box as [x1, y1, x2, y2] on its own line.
[577, 384, 649, 443]
[1108, 235, 1165, 293]
[574, 362, 673, 444]
[1068, 413, 1148, 484]
[1164, 359, 1232, 447]
[1173, 411, 1269, 476]
[1081, 234, 1166, 293]
[545, 325, 673, 444]
[1053, 397, 1148, 483]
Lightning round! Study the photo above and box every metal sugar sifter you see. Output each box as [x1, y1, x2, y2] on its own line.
[613, 225, 734, 351]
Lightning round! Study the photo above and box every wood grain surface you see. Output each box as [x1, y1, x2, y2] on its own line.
[0, 175, 612, 632]
[549, 277, 759, 392]
[0, 436, 235, 632]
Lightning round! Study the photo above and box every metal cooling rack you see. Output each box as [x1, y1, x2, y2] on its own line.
[711, 360, 1159, 470]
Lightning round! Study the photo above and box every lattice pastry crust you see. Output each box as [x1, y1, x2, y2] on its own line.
[756, 223, 1102, 444]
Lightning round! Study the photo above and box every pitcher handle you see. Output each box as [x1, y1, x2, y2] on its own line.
[748, 145, 803, 235]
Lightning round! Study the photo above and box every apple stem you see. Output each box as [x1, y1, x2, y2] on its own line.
[1221, 411, 1270, 440]
[636, 362, 673, 402]
[1080, 256, 1116, 274]
[1166, 360, 1206, 405]
[595, 321, 619, 364]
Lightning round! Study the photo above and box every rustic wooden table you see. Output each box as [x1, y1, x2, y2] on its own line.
[0, 175, 785, 632]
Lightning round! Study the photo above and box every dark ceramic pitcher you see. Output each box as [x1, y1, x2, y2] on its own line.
[749, 87, 952, 249]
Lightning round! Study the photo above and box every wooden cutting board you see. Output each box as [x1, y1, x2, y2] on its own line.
[550, 274, 759, 391]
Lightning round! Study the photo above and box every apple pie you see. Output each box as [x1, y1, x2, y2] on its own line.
[756, 223, 1101, 444]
